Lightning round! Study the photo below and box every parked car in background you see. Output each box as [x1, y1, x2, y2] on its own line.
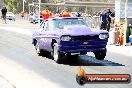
[29, 14, 43, 24]
[32, 17, 109, 63]
[6, 12, 15, 21]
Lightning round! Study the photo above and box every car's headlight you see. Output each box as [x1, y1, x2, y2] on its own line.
[99, 34, 109, 39]
[61, 36, 71, 41]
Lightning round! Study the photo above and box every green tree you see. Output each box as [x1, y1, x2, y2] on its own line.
[3, 0, 29, 13]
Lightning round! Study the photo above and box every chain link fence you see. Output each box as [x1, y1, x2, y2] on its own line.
[83, 16, 100, 28]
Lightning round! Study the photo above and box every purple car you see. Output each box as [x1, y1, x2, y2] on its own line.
[32, 17, 109, 63]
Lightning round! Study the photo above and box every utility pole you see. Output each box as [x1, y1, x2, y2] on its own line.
[28, 4, 30, 20]
[64, 0, 66, 10]
[124, 0, 128, 45]
[23, 0, 25, 12]
[38, 0, 41, 26]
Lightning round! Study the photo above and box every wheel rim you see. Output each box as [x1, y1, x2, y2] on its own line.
[36, 43, 40, 54]
[53, 44, 59, 61]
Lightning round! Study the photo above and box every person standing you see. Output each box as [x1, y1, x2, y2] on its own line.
[20, 11, 24, 19]
[106, 8, 112, 32]
[41, 8, 51, 20]
[1, 7, 7, 24]
[76, 12, 81, 17]
[100, 9, 108, 30]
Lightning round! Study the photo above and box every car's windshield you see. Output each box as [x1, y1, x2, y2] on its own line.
[7, 12, 13, 15]
[52, 18, 89, 29]
[32, 14, 38, 18]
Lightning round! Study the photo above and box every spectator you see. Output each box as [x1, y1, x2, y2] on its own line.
[106, 8, 112, 32]
[59, 10, 65, 17]
[76, 12, 81, 17]
[40, 8, 53, 20]
[100, 9, 108, 30]
[20, 11, 24, 19]
[59, 10, 70, 17]
[110, 11, 115, 24]
[1, 6, 7, 24]
[70, 12, 76, 17]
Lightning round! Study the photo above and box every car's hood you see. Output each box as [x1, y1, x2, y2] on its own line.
[6, 14, 15, 17]
[33, 25, 108, 38]
[52, 25, 108, 36]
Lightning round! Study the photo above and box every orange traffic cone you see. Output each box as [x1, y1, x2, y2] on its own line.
[119, 34, 124, 45]
[77, 66, 86, 76]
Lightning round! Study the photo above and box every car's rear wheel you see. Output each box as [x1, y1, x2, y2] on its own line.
[35, 42, 43, 56]
[93, 49, 106, 60]
[53, 43, 64, 63]
[33, 20, 36, 24]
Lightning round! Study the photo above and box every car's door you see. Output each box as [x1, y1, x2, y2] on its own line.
[36, 21, 46, 49]
[41, 20, 53, 51]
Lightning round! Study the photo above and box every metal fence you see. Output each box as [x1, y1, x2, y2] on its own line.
[83, 16, 100, 28]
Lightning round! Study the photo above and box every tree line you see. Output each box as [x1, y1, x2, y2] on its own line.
[2, 0, 30, 13]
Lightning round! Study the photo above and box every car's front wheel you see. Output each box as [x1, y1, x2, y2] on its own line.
[93, 49, 106, 60]
[53, 43, 64, 63]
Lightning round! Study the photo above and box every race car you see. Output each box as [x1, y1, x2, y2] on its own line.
[32, 17, 109, 63]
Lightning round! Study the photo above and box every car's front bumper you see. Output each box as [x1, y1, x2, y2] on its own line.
[6, 16, 15, 20]
[31, 19, 38, 22]
[59, 40, 107, 53]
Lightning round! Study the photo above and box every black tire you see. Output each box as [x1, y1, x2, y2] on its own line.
[93, 49, 106, 60]
[53, 43, 64, 63]
[33, 20, 36, 24]
[76, 75, 86, 86]
[30, 19, 33, 23]
[35, 42, 43, 56]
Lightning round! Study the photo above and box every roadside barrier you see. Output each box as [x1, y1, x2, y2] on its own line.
[114, 22, 125, 45]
